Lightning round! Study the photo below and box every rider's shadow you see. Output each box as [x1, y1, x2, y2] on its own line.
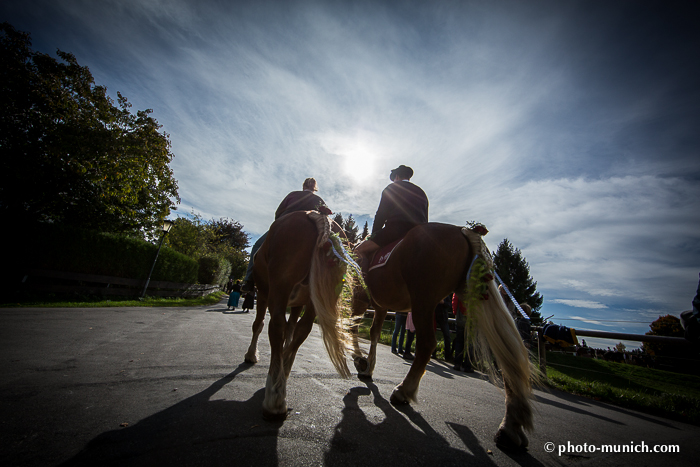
[59, 363, 282, 467]
[324, 382, 497, 466]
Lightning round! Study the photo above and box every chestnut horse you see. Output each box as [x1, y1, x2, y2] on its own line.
[243, 211, 351, 420]
[350, 223, 536, 450]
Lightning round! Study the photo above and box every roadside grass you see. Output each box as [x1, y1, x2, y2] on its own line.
[357, 316, 700, 424]
[542, 351, 700, 425]
[0, 291, 227, 308]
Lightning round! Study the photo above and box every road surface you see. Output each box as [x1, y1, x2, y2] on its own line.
[1, 300, 698, 466]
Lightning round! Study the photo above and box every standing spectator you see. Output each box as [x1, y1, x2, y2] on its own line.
[227, 280, 242, 310]
[681, 272, 700, 344]
[391, 311, 408, 355]
[241, 289, 255, 313]
[451, 293, 473, 372]
[433, 295, 453, 360]
[403, 312, 416, 360]
[499, 285, 533, 349]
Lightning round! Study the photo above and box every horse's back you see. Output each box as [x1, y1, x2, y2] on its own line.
[372, 222, 472, 307]
[256, 211, 319, 293]
[399, 222, 471, 268]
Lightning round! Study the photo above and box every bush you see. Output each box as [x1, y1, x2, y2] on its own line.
[197, 255, 231, 286]
[6, 222, 198, 283]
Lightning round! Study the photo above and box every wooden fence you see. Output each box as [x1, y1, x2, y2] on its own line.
[359, 309, 693, 376]
[20, 269, 220, 298]
[535, 326, 693, 377]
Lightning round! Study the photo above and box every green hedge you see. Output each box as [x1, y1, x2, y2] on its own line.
[8, 223, 198, 283]
[198, 255, 231, 286]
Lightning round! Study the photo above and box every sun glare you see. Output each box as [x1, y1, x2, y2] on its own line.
[343, 149, 376, 184]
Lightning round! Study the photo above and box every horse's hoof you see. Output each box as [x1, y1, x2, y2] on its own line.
[353, 356, 369, 374]
[390, 390, 409, 406]
[357, 373, 373, 381]
[244, 357, 257, 364]
[494, 427, 527, 452]
[262, 408, 288, 422]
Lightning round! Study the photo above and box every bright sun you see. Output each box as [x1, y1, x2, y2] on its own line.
[343, 149, 376, 184]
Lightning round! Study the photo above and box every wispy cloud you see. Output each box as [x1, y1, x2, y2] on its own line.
[550, 301, 609, 310]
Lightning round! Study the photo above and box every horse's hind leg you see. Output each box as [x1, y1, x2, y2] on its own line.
[282, 304, 316, 379]
[349, 289, 370, 374]
[285, 306, 303, 348]
[262, 289, 292, 421]
[244, 295, 268, 364]
[494, 381, 530, 450]
[357, 306, 387, 379]
[390, 305, 437, 405]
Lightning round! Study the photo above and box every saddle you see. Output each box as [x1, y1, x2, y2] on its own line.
[368, 239, 403, 271]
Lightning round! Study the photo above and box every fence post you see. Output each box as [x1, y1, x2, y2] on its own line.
[538, 328, 547, 378]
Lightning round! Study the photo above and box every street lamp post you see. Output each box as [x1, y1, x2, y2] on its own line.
[140, 219, 174, 299]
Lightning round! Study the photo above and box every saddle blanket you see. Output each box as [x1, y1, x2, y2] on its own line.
[368, 239, 403, 271]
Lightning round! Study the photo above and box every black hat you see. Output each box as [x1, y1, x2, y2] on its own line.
[390, 165, 414, 181]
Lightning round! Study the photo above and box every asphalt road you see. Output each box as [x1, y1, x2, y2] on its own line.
[1, 299, 698, 466]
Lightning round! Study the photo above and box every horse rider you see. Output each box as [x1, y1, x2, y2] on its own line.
[241, 177, 331, 293]
[354, 164, 429, 271]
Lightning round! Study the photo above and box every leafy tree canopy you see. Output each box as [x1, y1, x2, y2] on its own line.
[642, 314, 685, 357]
[165, 212, 250, 279]
[0, 23, 179, 233]
[492, 238, 544, 323]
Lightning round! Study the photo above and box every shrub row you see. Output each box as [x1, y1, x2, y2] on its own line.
[8, 223, 198, 283]
[198, 255, 232, 285]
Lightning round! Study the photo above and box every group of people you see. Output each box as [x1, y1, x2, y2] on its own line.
[224, 279, 254, 312]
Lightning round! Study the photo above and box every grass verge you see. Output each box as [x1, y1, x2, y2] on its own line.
[0, 291, 227, 308]
[542, 351, 700, 425]
[358, 317, 700, 425]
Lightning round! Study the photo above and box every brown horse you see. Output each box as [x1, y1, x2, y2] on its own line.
[350, 223, 536, 451]
[243, 211, 351, 420]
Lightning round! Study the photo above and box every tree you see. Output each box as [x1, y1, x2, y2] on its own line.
[642, 315, 684, 358]
[210, 217, 249, 251]
[165, 212, 250, 280]
[344, 214, 359, 244]
[165, 214, 213, 259]
[361, 221, 370, 241]
[492, 239, 544, 324]
[615, 342, 626, 353]
[332, 213, 345, 231]
[0, 23, 179, 233]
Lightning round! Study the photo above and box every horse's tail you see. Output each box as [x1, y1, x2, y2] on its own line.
[308, 212, 351, 378]
[460, 229, 537, 432]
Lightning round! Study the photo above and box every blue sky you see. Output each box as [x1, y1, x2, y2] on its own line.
[4, 0, 699, 349]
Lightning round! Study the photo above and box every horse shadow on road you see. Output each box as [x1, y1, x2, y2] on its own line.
[58, 363, 549, 466]
[324, 381, 547, 467]
[59, 363, 282, 466]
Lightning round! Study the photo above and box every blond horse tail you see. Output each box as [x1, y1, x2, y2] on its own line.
[308, 212, 351, 378]
[461, 229, 536, 432]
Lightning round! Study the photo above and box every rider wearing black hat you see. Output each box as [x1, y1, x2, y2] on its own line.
[355, 165, 429, 269]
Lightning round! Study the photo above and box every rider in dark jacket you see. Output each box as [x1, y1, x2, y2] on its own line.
[355, 165, 429, 267]
[242, 178, 330, 292]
